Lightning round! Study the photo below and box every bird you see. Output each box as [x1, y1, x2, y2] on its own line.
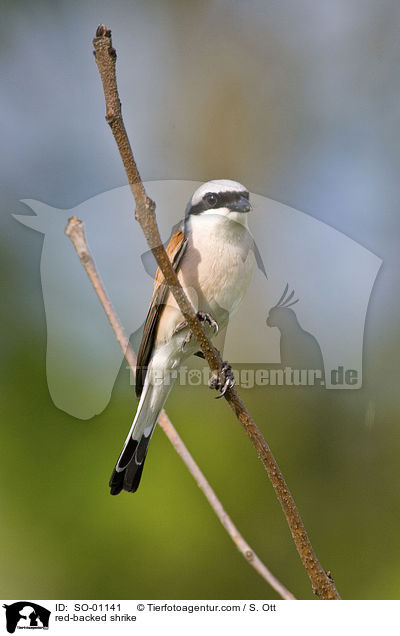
[109, 179, 256, 495]
[266, 284, 324, 371]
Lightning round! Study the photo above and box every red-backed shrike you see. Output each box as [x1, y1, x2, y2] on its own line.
[110, 180, 255, 494]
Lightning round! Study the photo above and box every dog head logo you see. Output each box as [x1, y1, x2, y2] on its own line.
[2, 602, 50, 633]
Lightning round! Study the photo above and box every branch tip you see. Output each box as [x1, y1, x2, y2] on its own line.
[96, 24, 108, 38]
[65, 216, 83, 236]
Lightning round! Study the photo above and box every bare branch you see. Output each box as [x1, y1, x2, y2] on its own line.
[65, 216, 295, 600]
[92, 24, 340, 600]
[157, 410, 295, 600]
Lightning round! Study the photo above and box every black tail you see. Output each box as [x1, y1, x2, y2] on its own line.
[109, 434, 151, 495]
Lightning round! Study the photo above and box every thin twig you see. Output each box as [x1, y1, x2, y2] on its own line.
[92, 24, 340, 600]
[65, 216, 295, 600]
[157, 411, 295, 600]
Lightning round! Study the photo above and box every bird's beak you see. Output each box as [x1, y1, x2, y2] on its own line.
[229, 195, 251, 213]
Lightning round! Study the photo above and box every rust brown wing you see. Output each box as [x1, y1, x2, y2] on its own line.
[135, 228, 187, 397]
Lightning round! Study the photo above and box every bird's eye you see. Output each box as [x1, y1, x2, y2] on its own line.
[205, 193, 219, 207]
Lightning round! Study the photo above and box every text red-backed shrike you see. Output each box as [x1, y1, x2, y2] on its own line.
[110, 180, 256, 494]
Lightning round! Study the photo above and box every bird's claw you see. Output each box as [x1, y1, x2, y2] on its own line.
[196, 311, 219, 335]
[174, 312, 219, 352]
[208, 361, 235, 398]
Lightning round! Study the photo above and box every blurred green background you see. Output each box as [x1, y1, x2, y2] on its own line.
[1, 0, 399, 600]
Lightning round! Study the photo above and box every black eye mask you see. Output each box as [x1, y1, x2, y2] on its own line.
[186, 190, 249, 216]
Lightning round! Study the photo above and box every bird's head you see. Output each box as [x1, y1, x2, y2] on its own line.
[266, 284, 299, 327]
[185, 179, 251, 226]
[266, 306, 298, 327]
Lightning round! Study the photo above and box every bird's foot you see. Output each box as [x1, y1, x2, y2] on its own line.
[208, 361, 235, 398]
[196, 311, 219, 335]
[174, 312, 219, 352]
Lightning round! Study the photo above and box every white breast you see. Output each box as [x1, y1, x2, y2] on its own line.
[155, 211, 255, 347]
[181, 212, 255, 324]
